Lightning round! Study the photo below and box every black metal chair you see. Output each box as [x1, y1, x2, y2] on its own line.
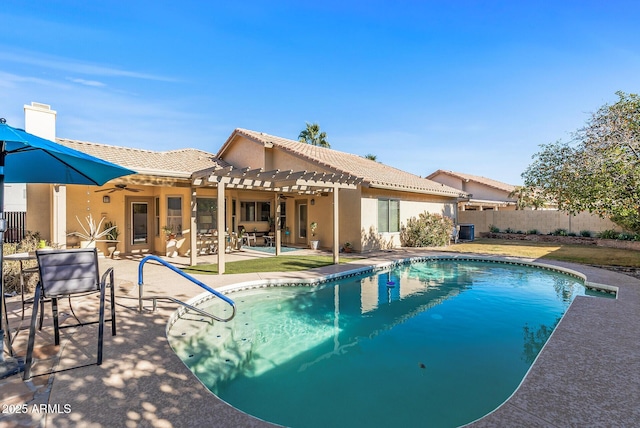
[23, 248, 116, 380]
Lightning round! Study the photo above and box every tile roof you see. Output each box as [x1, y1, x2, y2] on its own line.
[57, 138, 228, 178]
[426, 169, 516, 193]
[223, 129, 467, 197]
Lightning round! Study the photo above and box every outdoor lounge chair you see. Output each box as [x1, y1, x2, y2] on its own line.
[23, 248, 116, 380]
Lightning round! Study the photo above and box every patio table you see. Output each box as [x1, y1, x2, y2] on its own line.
[3, 252, 38, 355]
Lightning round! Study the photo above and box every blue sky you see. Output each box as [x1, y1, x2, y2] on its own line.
[1, 1, 638, 185]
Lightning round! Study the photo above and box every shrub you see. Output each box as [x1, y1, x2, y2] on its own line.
[504, 227, 515, 234]
[617, 232, 635, 241]
[568, 232, 577, 237]
[400, 212, 454, 247]
[552, 228, 568, 236]
[579, 230, 592, 237]
[489, 224, 500, 233]
[526, 229, 539, 235]
[597, 229, 620, 239]
[3, 232, 42, 294]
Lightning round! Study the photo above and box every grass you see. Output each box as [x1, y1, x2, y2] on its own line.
[442, 238, 640, 268]
[182, 238, 640, 275]
[183, 255, 355, 275]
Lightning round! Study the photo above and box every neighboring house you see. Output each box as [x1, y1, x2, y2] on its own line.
[426, 170, 517, 211]
[24, 103, 466, 268]
[3, 184, 26, 211]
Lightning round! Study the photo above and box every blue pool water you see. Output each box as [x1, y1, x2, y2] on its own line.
[168, 260, 592, 428]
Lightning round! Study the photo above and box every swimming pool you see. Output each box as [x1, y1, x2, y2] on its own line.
[168, 258, 601, 428]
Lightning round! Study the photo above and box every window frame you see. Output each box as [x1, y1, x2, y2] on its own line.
[240, 201, 271, 222]
[166, 196, 183, 236]
[377, 198, 400, 233]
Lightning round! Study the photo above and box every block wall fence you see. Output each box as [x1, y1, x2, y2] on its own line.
[458, 210, 622, 238]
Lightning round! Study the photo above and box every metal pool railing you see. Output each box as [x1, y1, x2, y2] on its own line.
[137, 255, 236, 322]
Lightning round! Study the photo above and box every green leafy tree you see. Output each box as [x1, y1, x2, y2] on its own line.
[508, 186, 547, 210]
[298, 122, 330, 147]
[522, 91, 640, 231]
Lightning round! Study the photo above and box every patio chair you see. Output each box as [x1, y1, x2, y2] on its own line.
[23, 248, 117, 380]
[244, 233, 257, 246]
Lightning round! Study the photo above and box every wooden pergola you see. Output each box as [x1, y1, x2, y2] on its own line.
[190, 166, 362, 273]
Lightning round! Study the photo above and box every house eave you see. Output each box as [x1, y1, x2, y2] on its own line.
[367, 182, 468, 199]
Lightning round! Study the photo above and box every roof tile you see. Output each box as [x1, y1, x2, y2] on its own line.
[232, 129, 466, 197]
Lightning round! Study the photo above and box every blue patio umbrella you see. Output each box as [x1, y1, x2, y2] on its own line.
[0, 118, 136, 374]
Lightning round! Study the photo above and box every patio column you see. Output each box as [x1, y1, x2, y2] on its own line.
[52, 184, 66, 248]
[189, 187, 197, 266]
[275, 193, 281, 256]
[217, 183, 225, 275]
[333, 186, 339, 264]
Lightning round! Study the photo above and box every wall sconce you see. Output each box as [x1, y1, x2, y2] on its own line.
[103, 195, 111, 203]
[310, 198, 315, 205]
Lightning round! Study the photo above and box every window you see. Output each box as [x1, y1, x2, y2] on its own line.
[279, 201, 286, 229]
[196, 198, 217, 233]
[240, 201, 271, 222]
[166, 197, 182, 235]
[378, 199, 399, 233]
[154, 197, 160, 236]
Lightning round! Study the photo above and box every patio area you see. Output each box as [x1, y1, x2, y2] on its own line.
[1, 248, 639, 427]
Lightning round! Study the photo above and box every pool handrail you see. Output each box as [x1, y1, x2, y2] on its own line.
[137, 255, 236, 322]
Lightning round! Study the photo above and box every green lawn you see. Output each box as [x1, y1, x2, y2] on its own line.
[183, 255, 355, 275]
[182, 239, 640, 275]
[441, 238, 640, 267]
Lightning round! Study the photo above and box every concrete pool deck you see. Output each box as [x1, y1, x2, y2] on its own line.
[1, 249, 639, 427]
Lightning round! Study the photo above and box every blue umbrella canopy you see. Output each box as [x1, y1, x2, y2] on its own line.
[0, 119, 136, 185]
[0, 118, 136, 371]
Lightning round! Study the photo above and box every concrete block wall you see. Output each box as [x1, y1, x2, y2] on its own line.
[458, 210, 621, 237]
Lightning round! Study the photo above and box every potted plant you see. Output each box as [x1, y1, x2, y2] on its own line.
[310, 222, 319, 250]
[343, 242, 353, 253]
[103, 221, 120, 258]
[68, 214, 116, 249]
[235, 228, 245, 250]
[163, 225, 178, 257]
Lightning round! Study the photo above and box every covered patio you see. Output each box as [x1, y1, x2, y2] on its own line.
[188, 166, 362, 273]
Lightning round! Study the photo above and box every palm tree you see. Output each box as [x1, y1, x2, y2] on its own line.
[364, 154, 377, 161]
[298, 122, 330, 148]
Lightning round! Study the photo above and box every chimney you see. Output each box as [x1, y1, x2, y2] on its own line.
[24, 102, 56, 140]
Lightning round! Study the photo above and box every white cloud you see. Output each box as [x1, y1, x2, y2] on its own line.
[67, 77, 106, 87]
[0, 48, 177, 82]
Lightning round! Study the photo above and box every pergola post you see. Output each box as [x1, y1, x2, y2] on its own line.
[275, 193, 281, 255]
[217, 182, 225, 275]
[189, 187, 197, 266]
[333, 186, 339, 264]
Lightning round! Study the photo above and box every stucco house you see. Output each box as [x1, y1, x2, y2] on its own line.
[426, 170, 517, 211]
[24, 103, 466, 269]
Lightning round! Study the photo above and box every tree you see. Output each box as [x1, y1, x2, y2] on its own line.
[508, 186, 547, 210]
[364, 154, 377, 161]
[522, 91, 640, 231]
[298, 122, 330, 147]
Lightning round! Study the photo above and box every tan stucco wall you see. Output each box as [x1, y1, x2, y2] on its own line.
[26, 184, 52, 240]
[463, 182, 513, 202]
[29, 183, 207, 256]
[429, 172, 515, 204]
[220, 136, 266, 169]
[458, 210, 622, 237]
[360, 187, 457, 251]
